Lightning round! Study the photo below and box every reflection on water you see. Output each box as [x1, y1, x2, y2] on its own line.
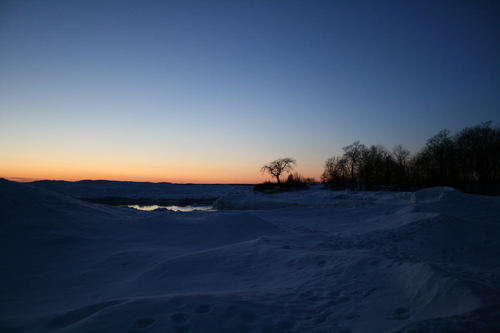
[126, 204, 215, 212]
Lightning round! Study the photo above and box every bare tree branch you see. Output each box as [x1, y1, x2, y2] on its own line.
[260, 157, 296, 184]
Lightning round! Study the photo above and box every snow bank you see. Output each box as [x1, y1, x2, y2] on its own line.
[409, 186, 459, 203]
[0, 178, 122, 227]
[215, 193, 305, 210]
[216, 188, 385, 210]
[1, 179, 499, 332]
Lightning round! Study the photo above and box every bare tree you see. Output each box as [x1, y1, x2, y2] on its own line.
[393, 144, 411, 168]
[342, 141, 366, 189]
[420, 129, 456, 187]
[454, 121, 500, 193]
[321, 156, 349, 189]
[260, 157, 296, 184]
[393, 144, 411, 190]
[359, 144, 390, 191]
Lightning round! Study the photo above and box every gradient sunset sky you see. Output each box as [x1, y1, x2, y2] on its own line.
[1, 1, 499, 183]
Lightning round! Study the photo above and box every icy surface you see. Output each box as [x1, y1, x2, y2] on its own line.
[28, 180, 244, 201]
[1, 179, 499, 332]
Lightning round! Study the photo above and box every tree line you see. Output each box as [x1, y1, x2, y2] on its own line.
[261, 122, 500, 195]
[321, 121, 500, 195]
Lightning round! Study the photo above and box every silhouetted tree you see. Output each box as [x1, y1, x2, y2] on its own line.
[408, 123, 500, 194]
[415, 129, 456, 188]
[343, 141, 366, 190]
[454, 121, 500, 193]
[321, 156, 349, 189]
[322, 122, 499, 194]
[285, 172, 309, 190]
[393, 144, 411, 191]
[260, 157, 296, 184]
[359, 145, 391, 191]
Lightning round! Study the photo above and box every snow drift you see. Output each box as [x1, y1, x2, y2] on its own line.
[1, 179, 499, 332]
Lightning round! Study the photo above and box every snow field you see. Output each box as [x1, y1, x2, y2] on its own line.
[1, 179, 499, 332]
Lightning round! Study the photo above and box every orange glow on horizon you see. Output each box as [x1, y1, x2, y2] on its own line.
[2, 168, 322, 184]
[1, 167, 270, 184]
[2, 171, 267, 184]
[1, 158, 322, 184]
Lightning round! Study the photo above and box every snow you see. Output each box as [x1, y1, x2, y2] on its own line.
[1, 179, 499, 332]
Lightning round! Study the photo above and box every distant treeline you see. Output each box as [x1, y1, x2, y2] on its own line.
[321, 121, 500, 195]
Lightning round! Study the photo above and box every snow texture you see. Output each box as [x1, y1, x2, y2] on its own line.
[1, 179, 499, 332]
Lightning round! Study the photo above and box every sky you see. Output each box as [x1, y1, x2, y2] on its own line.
[1, 0, 499, 184]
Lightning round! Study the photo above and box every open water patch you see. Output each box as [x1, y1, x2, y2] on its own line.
[79, 197, 217, 212]
[125, 204, 215, 212]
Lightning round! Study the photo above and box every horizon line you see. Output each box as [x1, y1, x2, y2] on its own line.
[3, 177, 260, 186]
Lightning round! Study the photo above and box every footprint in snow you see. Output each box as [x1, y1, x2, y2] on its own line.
[134, 317, 155, 329]
[195, 303, 211, 314]
[170, 312, 191, 333]
[392, 307, 411, 320]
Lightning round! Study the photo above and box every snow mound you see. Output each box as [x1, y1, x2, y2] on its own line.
[0, 179, 121, 228]
[409, 186, 460, 203]
[193, 212, 278, 238]
[216, 193, 303, 210]
[333, 199, 376, 208]
[395, 262, 481, 316]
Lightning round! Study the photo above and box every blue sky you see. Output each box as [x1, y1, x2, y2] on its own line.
[1, 0, 499, 183]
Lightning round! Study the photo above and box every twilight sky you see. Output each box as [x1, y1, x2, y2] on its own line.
[1, 1, 499, 183]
